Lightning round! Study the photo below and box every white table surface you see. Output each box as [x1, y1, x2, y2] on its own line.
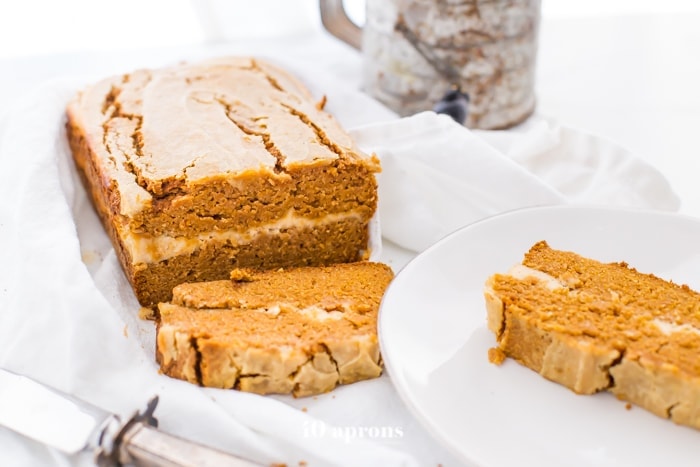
[535, 12, 700, 218]
[1, 11, 699, 466]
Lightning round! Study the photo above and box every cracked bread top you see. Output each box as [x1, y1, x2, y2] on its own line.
[67, 57, 379, 235]
[486, 241, 700, 378]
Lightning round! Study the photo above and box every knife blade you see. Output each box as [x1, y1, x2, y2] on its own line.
[0, 367, 261, 466]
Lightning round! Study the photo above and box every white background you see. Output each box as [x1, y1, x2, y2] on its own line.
[2, 0, 700, 59]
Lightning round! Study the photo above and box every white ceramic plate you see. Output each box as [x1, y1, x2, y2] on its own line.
[379, 205, 700, 467]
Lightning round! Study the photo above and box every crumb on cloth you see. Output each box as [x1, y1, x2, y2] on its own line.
[488, 347, 506, 365]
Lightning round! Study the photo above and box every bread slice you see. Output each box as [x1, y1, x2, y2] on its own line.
[485, 241, 700, 429]
[156, 262, 393, 397]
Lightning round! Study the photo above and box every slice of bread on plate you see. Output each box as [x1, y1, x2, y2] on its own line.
[485, 240, 700, 429]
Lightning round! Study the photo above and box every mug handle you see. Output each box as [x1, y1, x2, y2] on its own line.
[319, 0, 362, 50]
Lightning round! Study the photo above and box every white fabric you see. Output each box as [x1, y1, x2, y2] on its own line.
[351, 112, 679, 252]
[0, 63, 679, 467]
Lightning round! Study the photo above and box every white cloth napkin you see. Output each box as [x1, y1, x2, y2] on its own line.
[0, 64, 680, 467]
[0, 77, 452, 467]
[351, 112, 680, 253]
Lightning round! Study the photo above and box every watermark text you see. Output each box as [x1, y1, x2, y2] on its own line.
[303, 421, 404, 443]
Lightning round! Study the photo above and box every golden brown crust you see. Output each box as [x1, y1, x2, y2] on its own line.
[485, 241, 700, 429]
[157, 262, 393, 397]
[66, 57, 380, 307]
[609, 357, 700, 427]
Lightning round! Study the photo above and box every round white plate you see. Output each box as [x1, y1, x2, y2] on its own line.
[379, 205, 700, 467]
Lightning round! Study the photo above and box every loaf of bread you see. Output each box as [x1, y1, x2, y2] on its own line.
[157, 262, 393, 397]
[485, 241, 700, 429]
[66, 57, 380, 307]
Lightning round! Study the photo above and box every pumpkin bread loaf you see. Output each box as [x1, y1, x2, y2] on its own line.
[66, 57, 380, 307]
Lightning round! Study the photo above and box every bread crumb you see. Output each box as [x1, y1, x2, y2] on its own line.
[299, 461, 308, 467]
[123, 324, 128, 338]
[488, 347, 506, 365]
[301, 407, 307, 412]
[139, 306, 156, 320]
[625, 403, 632, 410]
[316, 95, 327, 110]
[230, 268, 254, 283]
[270, 463, 287, 467]
[81, 249, 98, 265]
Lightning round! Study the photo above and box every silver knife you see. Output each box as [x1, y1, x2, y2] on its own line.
[0, 367, 261, 466]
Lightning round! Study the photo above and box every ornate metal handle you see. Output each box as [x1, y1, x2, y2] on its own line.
[96, 396, 261, 467]
[319, 0, 362, 49]
[120, 421, 261, 467]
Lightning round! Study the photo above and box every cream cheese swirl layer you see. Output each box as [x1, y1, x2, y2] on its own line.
[121, 210, 364, 264]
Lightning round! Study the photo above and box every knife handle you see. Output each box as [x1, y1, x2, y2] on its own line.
[119, 421, 261, 467]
